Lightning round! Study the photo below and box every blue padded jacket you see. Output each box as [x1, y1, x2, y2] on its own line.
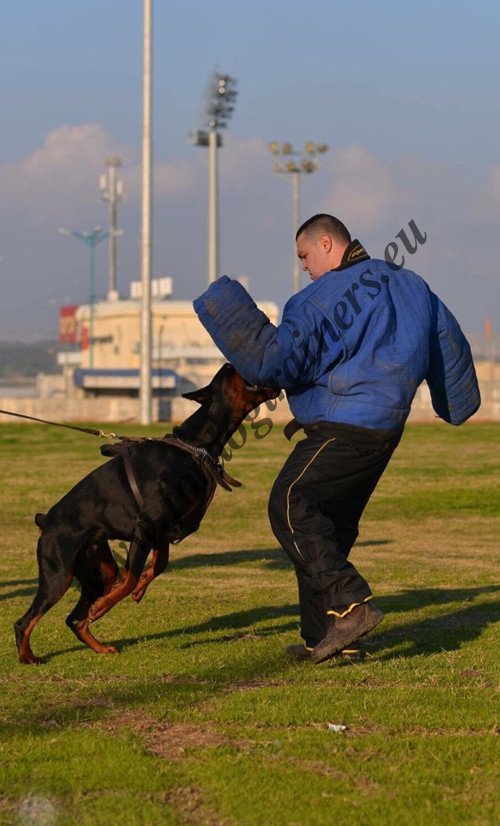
[193, 259, 480, 430]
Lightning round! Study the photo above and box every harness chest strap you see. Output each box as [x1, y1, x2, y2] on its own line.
[162, 434, 242, 491]
[121, 441, 145, 511]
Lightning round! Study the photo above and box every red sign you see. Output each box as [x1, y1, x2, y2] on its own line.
[59, 305, 80, 344]
[80, 325, 89, 351]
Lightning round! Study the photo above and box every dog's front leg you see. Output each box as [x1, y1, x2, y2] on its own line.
[89, 534, 151, 622]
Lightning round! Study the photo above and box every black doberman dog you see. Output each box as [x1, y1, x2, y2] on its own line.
[14, 364, 279, 664]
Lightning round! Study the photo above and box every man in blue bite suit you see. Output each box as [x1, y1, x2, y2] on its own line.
[193, 214, 480, 664]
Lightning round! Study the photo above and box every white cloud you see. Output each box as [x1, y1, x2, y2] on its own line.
[1, 125, 127, 202]
[0, 124, 137, 230]
[0, 125, 271, 229]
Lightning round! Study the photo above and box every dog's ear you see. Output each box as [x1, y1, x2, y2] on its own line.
[182, 385, 211, 405]
[34, 512, 46, 530]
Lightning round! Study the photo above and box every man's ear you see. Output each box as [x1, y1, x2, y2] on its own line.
[319, 233, 333, 253]
[182, 385, 211, 405]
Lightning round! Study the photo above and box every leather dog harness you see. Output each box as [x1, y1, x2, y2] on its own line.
[120, 441, 146, 511]
[109, 434, 242, 515]
[162, 434, 242, 492]
[0, 408, 242, 514]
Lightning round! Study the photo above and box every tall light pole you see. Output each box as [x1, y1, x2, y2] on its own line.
[58, 227, 109, 368]
[189, 71, 238, 286]
[99, 156, 124, 301]
[268, 141, 328, 294]
[140, 0, 153, 425]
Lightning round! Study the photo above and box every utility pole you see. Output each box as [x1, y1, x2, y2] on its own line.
[140, 0, 153, 425]
[207, 127, 219, 286]
[268, 141, 328, 294]
[100, 156, 123, 301]
[189, 71, 238, 287]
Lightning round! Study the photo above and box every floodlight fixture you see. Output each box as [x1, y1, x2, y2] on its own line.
[205, 71, 238, 130]
[189, 69, 239, 286]
[268, 141, 329, 293]
[99, 156, 124, 300]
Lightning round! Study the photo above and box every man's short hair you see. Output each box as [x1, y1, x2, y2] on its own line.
[296, 214, 351, 245]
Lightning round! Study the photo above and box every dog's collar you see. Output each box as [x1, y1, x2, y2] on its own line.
[163, 434, 242, 491]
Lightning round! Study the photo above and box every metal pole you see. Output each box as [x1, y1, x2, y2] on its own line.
[292, 171, 300, 294]
[108, 159, 119, 298]
[140, 0, 152, 425]
[89, 241, 95, 369]
[207, 127, 219, 285]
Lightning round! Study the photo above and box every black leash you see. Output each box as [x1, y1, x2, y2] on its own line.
[0, 408, 122, 440]
[0, 407, 241, 517]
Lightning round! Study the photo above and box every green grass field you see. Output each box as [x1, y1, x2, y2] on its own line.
[0, 422, 498, 825]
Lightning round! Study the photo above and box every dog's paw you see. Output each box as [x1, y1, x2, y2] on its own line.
[132, 572, 153, 603]
[19, 652, 44, 665]
[98, 644, 119, 655]
[131, 587, 147, 603]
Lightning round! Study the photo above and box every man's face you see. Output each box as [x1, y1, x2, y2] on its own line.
[296, 232, 330, 281]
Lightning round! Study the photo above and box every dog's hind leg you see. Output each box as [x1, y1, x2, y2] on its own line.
[132, 544, 170, 603]
[66, 541, 121, 655]
[14, 535, 75, 664]
[88, 529, 151, 622]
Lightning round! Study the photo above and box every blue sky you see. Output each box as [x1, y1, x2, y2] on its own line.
[0, 0, 499, 341]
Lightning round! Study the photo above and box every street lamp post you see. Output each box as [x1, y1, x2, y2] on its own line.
[99, 156, 124, 300]
[58, 227, 109, 368]
[140, 0, 153, 425]
[189, 71, 238, 287]
[207, 126, 219, 286]
[268, 141, 328, 293]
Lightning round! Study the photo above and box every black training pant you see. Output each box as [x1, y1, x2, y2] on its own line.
[268, 422, 402, 647]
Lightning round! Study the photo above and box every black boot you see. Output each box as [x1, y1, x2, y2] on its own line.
[311, 603, 383, 664]
[286, 641, 362, 662]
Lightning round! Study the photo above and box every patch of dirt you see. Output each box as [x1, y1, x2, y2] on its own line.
[148, 723, 233, 759]
[100, 709, 248, 759]
[264, 753, 380, 796]
[168, 785, 232, 826]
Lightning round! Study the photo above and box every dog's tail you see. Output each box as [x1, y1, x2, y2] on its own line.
[34, 512, 46, 532]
